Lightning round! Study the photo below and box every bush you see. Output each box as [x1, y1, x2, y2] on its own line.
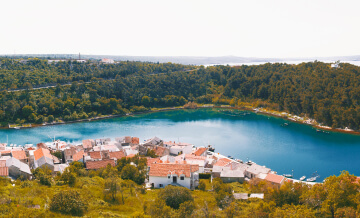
[158, 185, 194, 209]
[50, 190, 87, 216]
[198, 180, 206, 191]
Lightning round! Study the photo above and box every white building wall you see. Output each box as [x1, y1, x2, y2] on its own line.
[182, 145, 193, 154]
[149, 175, 191, 189]
[169, 145, 193, 155]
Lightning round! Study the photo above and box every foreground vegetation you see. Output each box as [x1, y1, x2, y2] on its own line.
[1, 152, 359, 218]
[1, 58, 360, 130]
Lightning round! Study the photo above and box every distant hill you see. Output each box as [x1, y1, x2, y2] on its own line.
[1, 54, 360, 65]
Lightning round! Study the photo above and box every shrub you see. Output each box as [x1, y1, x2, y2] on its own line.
[198, 180, 206, 191]
[50, 190, 87, 216]
[158, 185, 193, 209]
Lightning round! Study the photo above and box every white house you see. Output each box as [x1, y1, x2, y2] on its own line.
[143, 136, 162, 146]
[169, 143, 193, 155]
[244, 163, 271, 179]
[101, 58, 115, 64]
[148, 163, 199, 189]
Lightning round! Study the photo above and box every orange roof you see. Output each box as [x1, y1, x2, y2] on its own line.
[34, 148, 53, 161]
[131, 137, 139, 144]
[109, 151, 126, 159]
[149, 163, 199, 177]
[213, 158, 232, 167]
[73, 150, 85, 162]
[127, 154, 135, 158]
[0, 150, 11, 155]
[89, 151, 101, 159]
[86, 159, 115, 170]
[194, 147, 207, 156]
[151, 146, 168, 156]
[147, 157, 160, 165]
[0, 167, 8, 176]
[185, 154, 206, 160]
[11, 150, 27, 160]
[36, 143, 47, 149]
[264, 174, 285, 184]
[0, 160, 6, 167]
[82, 139, 94, 149]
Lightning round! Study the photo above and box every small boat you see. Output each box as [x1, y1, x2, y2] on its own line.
[300, 176, 306, 181]
[14, 126, 20, 129]
[284, 123, 289, 126]
[306, 177, 317, 182]
[207, 145, 215, 152]
[283, 174, 293, 178]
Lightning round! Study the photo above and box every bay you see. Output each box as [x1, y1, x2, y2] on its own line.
[1, 108, 359, 179]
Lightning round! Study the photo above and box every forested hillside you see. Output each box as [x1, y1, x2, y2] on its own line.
[1, 58, 360, 130]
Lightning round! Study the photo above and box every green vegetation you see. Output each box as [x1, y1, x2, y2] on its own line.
[1, 59, 360, 130]
[1, 164, 359, 217]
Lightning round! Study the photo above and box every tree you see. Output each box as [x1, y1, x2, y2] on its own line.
[50, 190, 87, 216]
[158, 185, 194, 209]
[22, 105, 34, 118]
[148, 199, 173, 218]
[178, 201, 195, 218]
[121, 164, 144, 185]
[104, 178, 119, 204]
[61, 169, 76, 187]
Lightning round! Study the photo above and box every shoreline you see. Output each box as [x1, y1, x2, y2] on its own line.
[4, 104, 360, 136]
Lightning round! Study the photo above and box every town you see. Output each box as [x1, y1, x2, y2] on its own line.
[0, 135, 317, 192]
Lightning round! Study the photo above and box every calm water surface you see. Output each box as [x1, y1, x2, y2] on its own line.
[1, 108, 359, 179]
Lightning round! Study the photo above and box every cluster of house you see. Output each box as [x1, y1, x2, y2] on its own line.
[0, 136, 290, 191]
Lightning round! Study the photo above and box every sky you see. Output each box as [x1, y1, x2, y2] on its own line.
[1, 0, 359, 58]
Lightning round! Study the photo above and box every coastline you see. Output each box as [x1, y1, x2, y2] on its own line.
[4, 104, 360, 136]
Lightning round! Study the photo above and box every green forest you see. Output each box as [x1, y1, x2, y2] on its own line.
[1, 58, 360, 130]
[1, 156, 359, 217]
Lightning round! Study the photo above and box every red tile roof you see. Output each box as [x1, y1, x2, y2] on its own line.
[132, 137, 139, 144]
[264, 174, 285, 184]
[151, 146, 168, 157]
[127, 154, 136, 158]
[0, 150, 11, 155]
[213, 158, 232, 167]
[82, 139, 94, 149]
[34, 148, 53, 161]
[149, 163, 199, 177]
[36, 143, 47, 149]
[73, 150, 85, 162]
[0, 167, 8, 177]
[109, 151, 126, 159]
[89, 151, 101, 159]
[11, 150, 27, 160]
[0, 160, 6, 167]
[86, 159, 115, 170]
[194, 147, 207, 156]
[147, 157, 160, 165]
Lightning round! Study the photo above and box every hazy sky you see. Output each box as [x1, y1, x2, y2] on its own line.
[1, 0, 359, 58]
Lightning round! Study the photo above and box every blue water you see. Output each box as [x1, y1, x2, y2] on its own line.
[1, 108, 359, 179]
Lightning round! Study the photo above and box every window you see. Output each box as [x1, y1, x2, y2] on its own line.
[159, 184, 163, 187]
[168, 175, 170, 179]
[180, 176, 184, 180]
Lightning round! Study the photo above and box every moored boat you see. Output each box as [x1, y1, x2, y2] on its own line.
[283, 174, 293, 178]
[300, 176, 306, 181]
[306, 177, 317, 182]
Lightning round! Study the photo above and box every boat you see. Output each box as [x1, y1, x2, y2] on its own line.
[306, 177, 317, 182]
[207, 145, 215, 152]
[306, 172, 320, 182]
[283, 174, 293, 178]
[299, 176, 306, 181]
